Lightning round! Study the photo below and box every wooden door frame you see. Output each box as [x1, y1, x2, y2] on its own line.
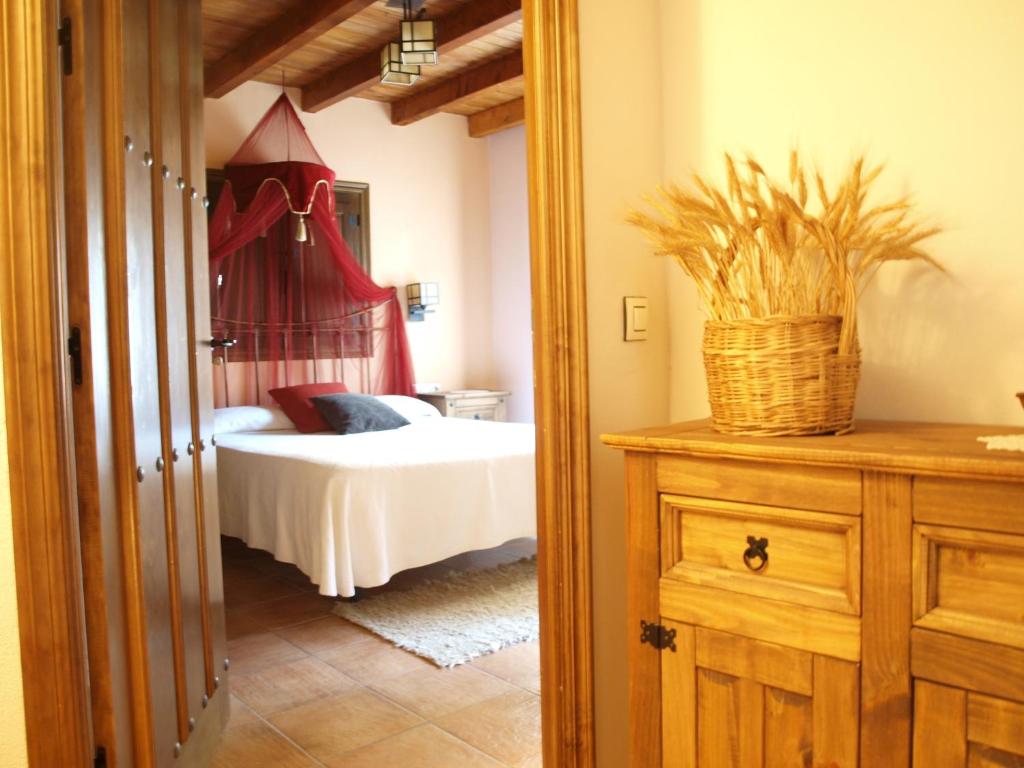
[1, 0, 596, 765]
[0, 0, 95, 765]
[524, 1, 594, 765]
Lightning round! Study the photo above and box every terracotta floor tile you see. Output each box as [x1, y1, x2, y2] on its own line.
[222, 558, 266, 585]
[211, 721, 319, 768]
[224, 573, 307, 608]
[370, 664, 517, 720]
[232, 655, 357, 716]
[235, 592, 338, 631]
[224, 609, 268, 641]
[227, 631, 308, 677]
[469, 640, 541, 693]
[435, 689, 542, 767]
[334, 723, 502, 767]
[319, 634, 433, 685]
[250, 557, 317, 585]
[275, 616, 374, 657]
[268, 689, 422, 766]
[225, 695, 261, 730]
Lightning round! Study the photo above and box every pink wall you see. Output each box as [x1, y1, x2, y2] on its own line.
[486, 126, 533, 423]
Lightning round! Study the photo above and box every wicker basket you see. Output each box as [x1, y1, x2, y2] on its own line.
[703, 314, 861, 436]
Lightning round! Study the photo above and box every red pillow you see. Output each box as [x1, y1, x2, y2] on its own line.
[268, 382, 349, 433]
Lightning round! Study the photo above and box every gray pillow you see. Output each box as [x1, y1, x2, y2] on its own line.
[311, 393, 410, 435]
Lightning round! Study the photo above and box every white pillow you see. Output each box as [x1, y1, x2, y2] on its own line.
[374, 395, 442, 422]
[214, 406, 294, 434]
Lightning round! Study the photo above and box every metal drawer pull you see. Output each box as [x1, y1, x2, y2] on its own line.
[743, 536, 769, 572]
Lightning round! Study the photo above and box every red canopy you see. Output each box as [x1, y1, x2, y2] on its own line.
[208, 94, 415, 405]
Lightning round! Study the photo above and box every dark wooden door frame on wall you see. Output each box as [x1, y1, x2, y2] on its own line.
[1, 0, 595, 765]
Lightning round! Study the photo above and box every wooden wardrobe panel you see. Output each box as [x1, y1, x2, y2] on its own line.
[122, 0, 178, 760]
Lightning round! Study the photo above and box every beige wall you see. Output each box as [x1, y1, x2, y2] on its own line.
[0, 322, 28, 766]
[486, 125, 533, 423]
[579, 1, 670, 764]
[662, 0, 1024, 424]
[205, 83, 497, 392]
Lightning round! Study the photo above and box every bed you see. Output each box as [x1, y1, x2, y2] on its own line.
[214, 396, 537, 597]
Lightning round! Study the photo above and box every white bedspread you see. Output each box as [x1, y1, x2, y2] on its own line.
[215, 418, 537, 597]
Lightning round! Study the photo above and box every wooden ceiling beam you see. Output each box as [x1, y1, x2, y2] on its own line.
[391, 49, 523, 126]
[468, 97, 525, 138]
[301, 0, 522, 113]
[204, 0, 377, 98]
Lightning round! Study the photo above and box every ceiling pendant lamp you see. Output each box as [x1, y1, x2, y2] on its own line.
[400, 0, 438, 66]
[380, 39, 420, 86]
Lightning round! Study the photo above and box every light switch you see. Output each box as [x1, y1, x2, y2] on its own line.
[624, 296, 649, 341]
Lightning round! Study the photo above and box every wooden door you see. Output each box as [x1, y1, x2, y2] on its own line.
[59, 0, 228, 764]
[121, 0, 229, 763]
[661, 621, 860, 767]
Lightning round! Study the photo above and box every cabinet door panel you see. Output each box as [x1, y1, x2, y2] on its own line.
[912, 680, 966, 768]
[968, 744, 1024, 768]
[697, 669, 764, 767]
[764, 688, 813, 768]
[812, 655, 860, 767]
[661, 619, 858, 767]
[912, 681, 1024, 768]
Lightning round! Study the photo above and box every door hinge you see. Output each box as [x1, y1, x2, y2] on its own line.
[58, 17, 72, 75]
[93, 746, 107, 768]
[68, 326, 83, 386]
[640, 620, 677, 652]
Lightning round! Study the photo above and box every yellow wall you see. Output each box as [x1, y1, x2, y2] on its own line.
[663, 0, 1024, 423]
[578, 1, 670, 764]
[0, 321, 28, 766]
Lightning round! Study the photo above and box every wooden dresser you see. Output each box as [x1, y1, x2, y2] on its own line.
[602, 420, 1024, 767]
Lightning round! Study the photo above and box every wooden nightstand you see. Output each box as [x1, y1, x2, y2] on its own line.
[419, 390, 510, 422]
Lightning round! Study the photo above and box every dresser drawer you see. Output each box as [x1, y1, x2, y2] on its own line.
[658, 455, 862, 515]
[450, 405, 500, 421]
[913, 524, 1024, 648]
[661, 495, 862, 615]
[914, 477, 1024, 535]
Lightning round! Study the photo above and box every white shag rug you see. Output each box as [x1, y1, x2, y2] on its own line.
[333, 558, 538, 668]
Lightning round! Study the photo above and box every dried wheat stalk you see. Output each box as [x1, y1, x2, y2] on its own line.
[627, 151, 941, 323]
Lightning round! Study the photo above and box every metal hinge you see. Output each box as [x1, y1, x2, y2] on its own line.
[640, 620, 677, 652]
[68, 327, 83, 386]
[57, 17, 73, 76]
[94, 746, 107, 768]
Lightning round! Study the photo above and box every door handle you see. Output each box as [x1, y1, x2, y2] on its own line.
[208, 337, 237, 348]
